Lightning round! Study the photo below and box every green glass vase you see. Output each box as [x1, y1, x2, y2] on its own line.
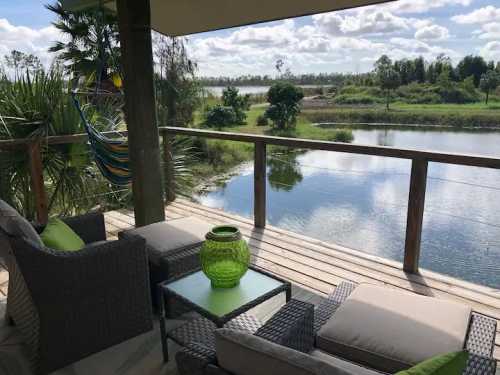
[200, 225, 250, 288]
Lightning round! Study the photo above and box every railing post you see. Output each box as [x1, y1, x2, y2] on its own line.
[27, 141, 48, 225]
[403, 158, 428, 273]
[254, 141, 267, 228]
[162, 130, 176, 202]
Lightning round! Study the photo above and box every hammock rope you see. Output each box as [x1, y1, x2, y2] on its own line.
[71, 92, 132, 186]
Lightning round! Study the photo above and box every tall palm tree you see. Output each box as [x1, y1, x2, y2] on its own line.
[46, 2, 121, 84]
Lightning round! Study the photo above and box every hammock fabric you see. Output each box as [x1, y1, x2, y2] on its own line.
[72, 93, 132, 186]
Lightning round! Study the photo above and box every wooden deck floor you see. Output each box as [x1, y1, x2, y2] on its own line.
[104, 198, 500, 362]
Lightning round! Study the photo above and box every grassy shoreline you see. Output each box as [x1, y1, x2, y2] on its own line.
[302, 102, 500, 128]
[190, 101, 500, 189]
[190, 105, 354, 184]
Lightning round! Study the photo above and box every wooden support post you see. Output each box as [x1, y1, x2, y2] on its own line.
[116, 0, 165, 227]
[27, 141, 48, 225]
[162, 131, 175, 202]
[254, 141, 267, 228]
[403, 158, 428, 273]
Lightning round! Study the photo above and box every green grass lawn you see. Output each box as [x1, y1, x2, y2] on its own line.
[190, 99, 500, 186]
[190, 104, 354, 184]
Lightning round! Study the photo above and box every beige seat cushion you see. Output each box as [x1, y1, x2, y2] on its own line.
[216, 329, 375, 375]
[316, 284, 471, 373]
[119, 217, 212, 264]
[310, 350, 385, 375]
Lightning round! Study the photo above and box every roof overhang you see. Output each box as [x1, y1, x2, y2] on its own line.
[61, 0, 395, 37]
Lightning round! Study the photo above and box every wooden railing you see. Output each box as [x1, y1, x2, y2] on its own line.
[2, 126, 500, 274]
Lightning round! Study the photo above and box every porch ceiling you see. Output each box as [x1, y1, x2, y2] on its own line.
[61, 0, 395, 36]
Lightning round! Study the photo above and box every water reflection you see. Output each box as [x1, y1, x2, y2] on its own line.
[196, 126, 500, 288]
[268, 150, 303, 192]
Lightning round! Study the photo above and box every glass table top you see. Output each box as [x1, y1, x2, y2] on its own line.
[165, 269, 285, 318]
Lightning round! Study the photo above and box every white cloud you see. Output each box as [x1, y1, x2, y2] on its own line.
[381, 0, 472, 14]
[313, 10, 415, 36]
[452, 6, 500, 24]
[415, 25, 450, 41]
[480, 41, 500, 61]
[388, 37, 459, 60]
[229, 20, 297, 48]
[0, 18, 60, 68]
[477, 22, 500, 40]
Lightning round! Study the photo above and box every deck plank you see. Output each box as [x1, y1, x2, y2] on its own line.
[0, 199, 496, 364]
[164, 199, 500, 361]
[168, 200, 500, 316]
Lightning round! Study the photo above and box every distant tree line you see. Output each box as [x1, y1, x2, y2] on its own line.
[199, 73, 374, 87]
[200, 54, 500, 90]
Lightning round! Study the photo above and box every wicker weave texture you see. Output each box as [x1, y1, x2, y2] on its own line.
[256, 299, 314, 353]
[6, 213, 154, 375]
[175, 300, 314, 375]
[170, 313, 262, 350]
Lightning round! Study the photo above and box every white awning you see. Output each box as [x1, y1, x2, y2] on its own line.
[61, 0, 394, 37]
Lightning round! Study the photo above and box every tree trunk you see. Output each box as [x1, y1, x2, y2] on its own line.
[485, 91, 489, 105]
[386, 91, 390, 110]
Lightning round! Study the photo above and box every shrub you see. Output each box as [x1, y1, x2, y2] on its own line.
[222, 86, 250, 124]
[332, 129, 354, 143]
[265, 82, 304, 129]
[204, 105, 236, 128]
[333, 94, 381, 105]
[256, 114, 269, 126]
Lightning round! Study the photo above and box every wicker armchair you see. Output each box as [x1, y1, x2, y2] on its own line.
[2, 212, 153, 375]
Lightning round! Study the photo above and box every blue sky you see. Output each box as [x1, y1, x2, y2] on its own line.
[1, 0, 499, 76]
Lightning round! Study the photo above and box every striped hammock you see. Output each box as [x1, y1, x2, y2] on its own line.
[71, 93, 132, 186]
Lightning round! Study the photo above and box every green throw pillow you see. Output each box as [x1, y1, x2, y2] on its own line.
[395, 351, 468, 375]
[40, 218, 85, 251]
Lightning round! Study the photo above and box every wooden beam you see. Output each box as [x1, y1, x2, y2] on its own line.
[116, 0, 165, 227]
[162, 132, 175, 202]
[27, 142, 48, 225]
[403, 158, 428, 273]
[162, 127, 500, 170]
[3, 127, 500, 171]
[254, 141, 267, 228]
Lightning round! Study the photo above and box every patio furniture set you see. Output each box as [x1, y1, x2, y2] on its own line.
[0, 200, 497, 374]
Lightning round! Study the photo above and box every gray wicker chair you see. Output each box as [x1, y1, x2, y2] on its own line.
[176, 282, 498, 375]
[2, 212, 153, 375]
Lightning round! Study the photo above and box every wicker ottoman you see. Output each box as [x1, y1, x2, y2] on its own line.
[119, 217, 212, 309]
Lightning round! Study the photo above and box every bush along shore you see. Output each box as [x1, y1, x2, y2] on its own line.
[302, 106, 500, 128]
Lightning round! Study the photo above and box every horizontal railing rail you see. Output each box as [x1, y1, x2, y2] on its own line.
[2, 126, 500, 273]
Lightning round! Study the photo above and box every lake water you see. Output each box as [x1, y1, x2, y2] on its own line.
[204, 85, 327, 97]
[195, 125, 500, 288]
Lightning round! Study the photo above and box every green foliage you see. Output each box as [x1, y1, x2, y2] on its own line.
[256, 114, 269, 126]
[265, 82, 304, 129]
[4, 50, 43, 76]
[154, 36, 201, 127]
[222, 86, 250, 124]
[0, 65, 196, 219]
[47, 1, 120, 80]
[457, 55, 488, 86]
[268, 151, 303, 192]
[0, 66, 96, 219]
[375, 55, 401, 110]
[396, 83, 441, 104]
[204, 105, 237, 128]
[303, 106, 500, 128]
[479, 70, 500, 104]
[330, 129, 354, 143]
[334, 94, 382, 105]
